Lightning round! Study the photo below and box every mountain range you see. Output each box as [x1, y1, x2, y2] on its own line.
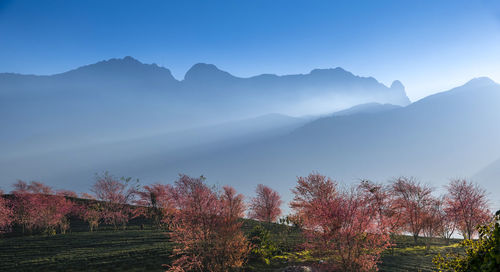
[1, 57, 499, 209]
[0, 57, 409, 154]
[96, 77, 499, 204]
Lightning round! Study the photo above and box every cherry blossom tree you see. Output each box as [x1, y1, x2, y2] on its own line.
[34, 194, 74, 234]
[359, 180, 404, 237]
[249, 184, 282, 223]
[0, 190, 13, 234]
[221, 186, 245, 220]
[91, 172, 139, 230]
[135, 183, 175, 228]
[167, 175, 250, 272]
[10, 181, 74, 234]
[12, 180, 29, 193]
[80, 202, 103, 232]
[439, 197, 458, 244]
[445, 179, 490, 239]
[27, 181, 53, 194]
[421, 197, 443, 251]
[390, 177, 433, 244]
[10, 190, 37, 233]
[56, 190, 78, 198]
[290, 173, 391, 271]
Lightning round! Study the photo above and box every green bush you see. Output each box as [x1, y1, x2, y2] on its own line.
[434, 210, 500, 271]
[248, 224, 282, 265]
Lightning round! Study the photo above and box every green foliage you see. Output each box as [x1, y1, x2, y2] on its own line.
[248, 224, 281, 265]
[433, 210, 500, 272]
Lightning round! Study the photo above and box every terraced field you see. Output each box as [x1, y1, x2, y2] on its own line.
[0, 230, 171, 272]
[0, 221, 462, 272]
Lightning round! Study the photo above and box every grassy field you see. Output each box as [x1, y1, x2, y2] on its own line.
[0, 219, 463, 272]
[0, 229, 171, 272]
[379, 236, 463, 272]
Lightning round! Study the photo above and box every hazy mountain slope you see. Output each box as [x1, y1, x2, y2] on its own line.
[331, 103, 401, 116]
[473, 157, 500, 209]
[0, 57, 189, 150]
[0, 57, 409, 154]
[1, 77, 498, 204]
[474, 158, 500, 187]
[0, 113, 309, 192]
[103, 77, 500, 202]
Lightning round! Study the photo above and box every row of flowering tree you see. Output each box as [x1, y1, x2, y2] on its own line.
[4, 181, 76, 234]
[0, 173, 142, 235]
[0, 172, 493, 271]
[286, 174, 492, 271]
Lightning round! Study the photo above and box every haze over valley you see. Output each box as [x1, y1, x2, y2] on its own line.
[1, 58, 499, 209]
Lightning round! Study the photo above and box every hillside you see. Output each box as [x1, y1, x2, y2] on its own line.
[111, 77, 500, 202]
[474, 157, 500, 208]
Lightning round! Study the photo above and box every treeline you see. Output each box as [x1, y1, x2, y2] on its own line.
[0, 172, 495, 272]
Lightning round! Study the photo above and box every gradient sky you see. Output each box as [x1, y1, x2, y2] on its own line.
[1, 0, 500, 101]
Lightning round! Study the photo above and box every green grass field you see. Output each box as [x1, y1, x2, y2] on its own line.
[0, 230, 171, 271]
[0, 219, 463, 272]
[379, 236, 463, 272]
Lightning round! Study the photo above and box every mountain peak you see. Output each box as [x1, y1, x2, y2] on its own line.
[93, 56, 143, 67]
[112, 56, 141, 64]
[123, 56, 138, 62]
[309, 67, 351, 76]
[184, 63, 235, 81]
[58, 56, 177, 83]
[390, 80, 405, 91]
[464, 77, 497, 87]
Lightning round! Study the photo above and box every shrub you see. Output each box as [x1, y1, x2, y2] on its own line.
[249, 225, 281, 265]
[434, 210, 500, 271]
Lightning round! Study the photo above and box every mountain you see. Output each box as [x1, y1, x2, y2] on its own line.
[473, 157, 500, 209]
[474, 157, 500, 187]
[331, 103, 401, 116]
[2, 77, 498, 206]
[0, 56, 410, 155]
[181, 66, 410, 117]
[83, 77, 498, 203]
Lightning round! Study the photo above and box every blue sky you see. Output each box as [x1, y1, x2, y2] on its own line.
[1, 0, 499, 101]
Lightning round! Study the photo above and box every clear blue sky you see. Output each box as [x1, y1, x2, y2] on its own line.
[1, 0, 499, 101]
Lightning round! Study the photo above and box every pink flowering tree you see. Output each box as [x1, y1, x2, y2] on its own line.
[390, 177, 434, 244]
[166, 175, 250, 272]
[91, 172, 139, 230]
[249, 184, 282, 223]
[135, 183, 175, 229]
[290, 173, 391, 272]
[445, 179, 491, 239]
[0, 190, 14, 234]
[10, 181, 74, 234]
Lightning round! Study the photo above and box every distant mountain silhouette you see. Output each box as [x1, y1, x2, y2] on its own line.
[331, 103, 401, 116]
[2, 77, 498, 205]
[6, 57, 500, 207]
[184, 63, 236, 82]
[0, 56, 410, 152]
